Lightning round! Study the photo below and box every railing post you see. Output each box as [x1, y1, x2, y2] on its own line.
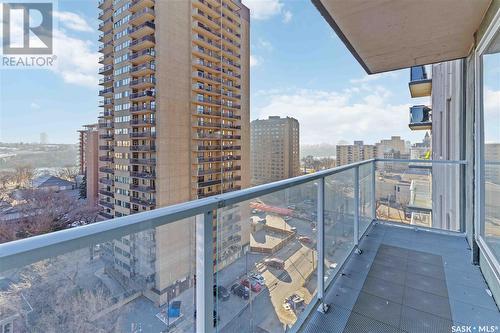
[316, 177, 329, 313]
[196, 211, 214, 333]
[354, 166, 361, 254]
[371, 160, 377, 221]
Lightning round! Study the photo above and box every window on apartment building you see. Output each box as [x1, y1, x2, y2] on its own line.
[478, 20, 500, 262]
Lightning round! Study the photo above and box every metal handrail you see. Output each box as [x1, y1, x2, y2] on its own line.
[0, 158, 467, 275]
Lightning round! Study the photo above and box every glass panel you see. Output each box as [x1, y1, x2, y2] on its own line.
[324, 168, 355, 285]
[214, 181, 318, 332]
[375, 161, 461, 232]
[359, 163, 373, 235]
[0, 218, 197, 332]
[482, 29, 500, 258]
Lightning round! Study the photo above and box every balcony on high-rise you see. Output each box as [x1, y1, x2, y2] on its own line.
[409, 105, 432, 130]
[409, 65, 432, 98]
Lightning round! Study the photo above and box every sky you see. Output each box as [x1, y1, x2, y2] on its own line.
[0, 0, 433, 146]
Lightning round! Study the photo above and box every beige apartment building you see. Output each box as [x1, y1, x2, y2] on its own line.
[336, 141, 377, 166]
[250, 116, 300, 185]
[78, 124, 99, 206]
[97, 0, 250, 305]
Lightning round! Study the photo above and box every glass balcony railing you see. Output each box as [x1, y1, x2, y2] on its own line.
[0, 159, 468, 332]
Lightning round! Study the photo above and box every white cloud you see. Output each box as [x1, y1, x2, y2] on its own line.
[282, 10, 292, 23]
[54, 11, 93, 32]
[253, 87, 414, 145]
[258, 38, 273, 51]
[250, 55, 262, 67]
[243, 0, 284, 20]
[350, 71, 400, 84]
[484, 88, 500, 115]
[30, 102, 40, 110]
[50, 29, 99, 88]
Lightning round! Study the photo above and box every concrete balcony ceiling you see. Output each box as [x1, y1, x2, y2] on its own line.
[313, 0, 491, 73]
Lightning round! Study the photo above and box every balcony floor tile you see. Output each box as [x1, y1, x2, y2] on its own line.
[302, 222, 500, 333]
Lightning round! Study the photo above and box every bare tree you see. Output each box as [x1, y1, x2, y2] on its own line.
[0, 256, 121, 332]
[13, 165, 36, 189]
[56, 165, 79, 181]
[0, 190, 102, 243]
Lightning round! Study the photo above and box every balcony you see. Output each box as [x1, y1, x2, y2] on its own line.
[99, 189, 114, 198]
[130, 90, 155, 102]
[99, 166, 113, 174]
[130, 103, 155, 114]
[130, 35, 155, 52]
[98, 64, 113, 75]
[130, 158, 156, 165]
[99, 133, 113, 140]
[409, 65, 432, 98]
[130, 144, 156, 151]
[129, 0, 154, 13]
[130, 171, 156, 179]
[99, 156, 113, 162]
[130, 49, 155, 65]
[98, 121, 113, 128]
[130, 8, 155, 26]
[129, 21, 155, 39]
[1, 159, 498, 333]
[99, 145, 113, 151]
[409, 105, 432, 130]
[130, 184, 156, 193]
[131, 63, 156, 76]
[99, 75, 113, 86]
[98, 199, 113, 209]
[130, 76, 156, 89]
[130, 197, 156, 207]
[99, 177, 113, 186]
[129, 131, 156, 139]
[130, 118, 156, 126]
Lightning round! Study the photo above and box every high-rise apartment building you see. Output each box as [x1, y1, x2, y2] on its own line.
[251, 116, 300, 185]
[78, 124, 99, 206]
[336, 141, 377, 166]
[375, 136, 407, 158]
[97, 0, 250, 305]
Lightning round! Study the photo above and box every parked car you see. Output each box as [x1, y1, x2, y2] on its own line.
[264, 257, 285, 270]
[250, 273, 265, 285]
[284, 216, 292, 222]
[240, 278, 261, 292]
[298, 236, 313, 244]
[287, 205, 296, 210]
[231, 283, 249, 299]
[214, 285, 230, 301]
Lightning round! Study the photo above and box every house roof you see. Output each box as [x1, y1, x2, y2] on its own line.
[32, 175, 74, 189]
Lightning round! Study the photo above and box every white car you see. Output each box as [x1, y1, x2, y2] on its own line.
[250, 273, 265, 285]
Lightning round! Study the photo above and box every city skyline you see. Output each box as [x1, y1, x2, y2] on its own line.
[0, 0, 431, 146]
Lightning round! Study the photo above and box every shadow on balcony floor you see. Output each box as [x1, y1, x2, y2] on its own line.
[302, 222, 500, 333]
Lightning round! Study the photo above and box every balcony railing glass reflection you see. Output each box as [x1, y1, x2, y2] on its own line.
[0, 159, 468, 333]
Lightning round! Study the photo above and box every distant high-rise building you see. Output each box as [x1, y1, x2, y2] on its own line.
[375, 136, 406, 158]
[40, 132, 48, 145]
[78, 125, 99, 205]
[251, 116, 300, 185]
[97, 0, 250, 306]
[336, 140, 377, 166]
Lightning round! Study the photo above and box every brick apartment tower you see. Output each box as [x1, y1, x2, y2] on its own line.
[97, 0, 250, 305]
[250, 116, 300, 185]
[78, 124, 99, 206]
